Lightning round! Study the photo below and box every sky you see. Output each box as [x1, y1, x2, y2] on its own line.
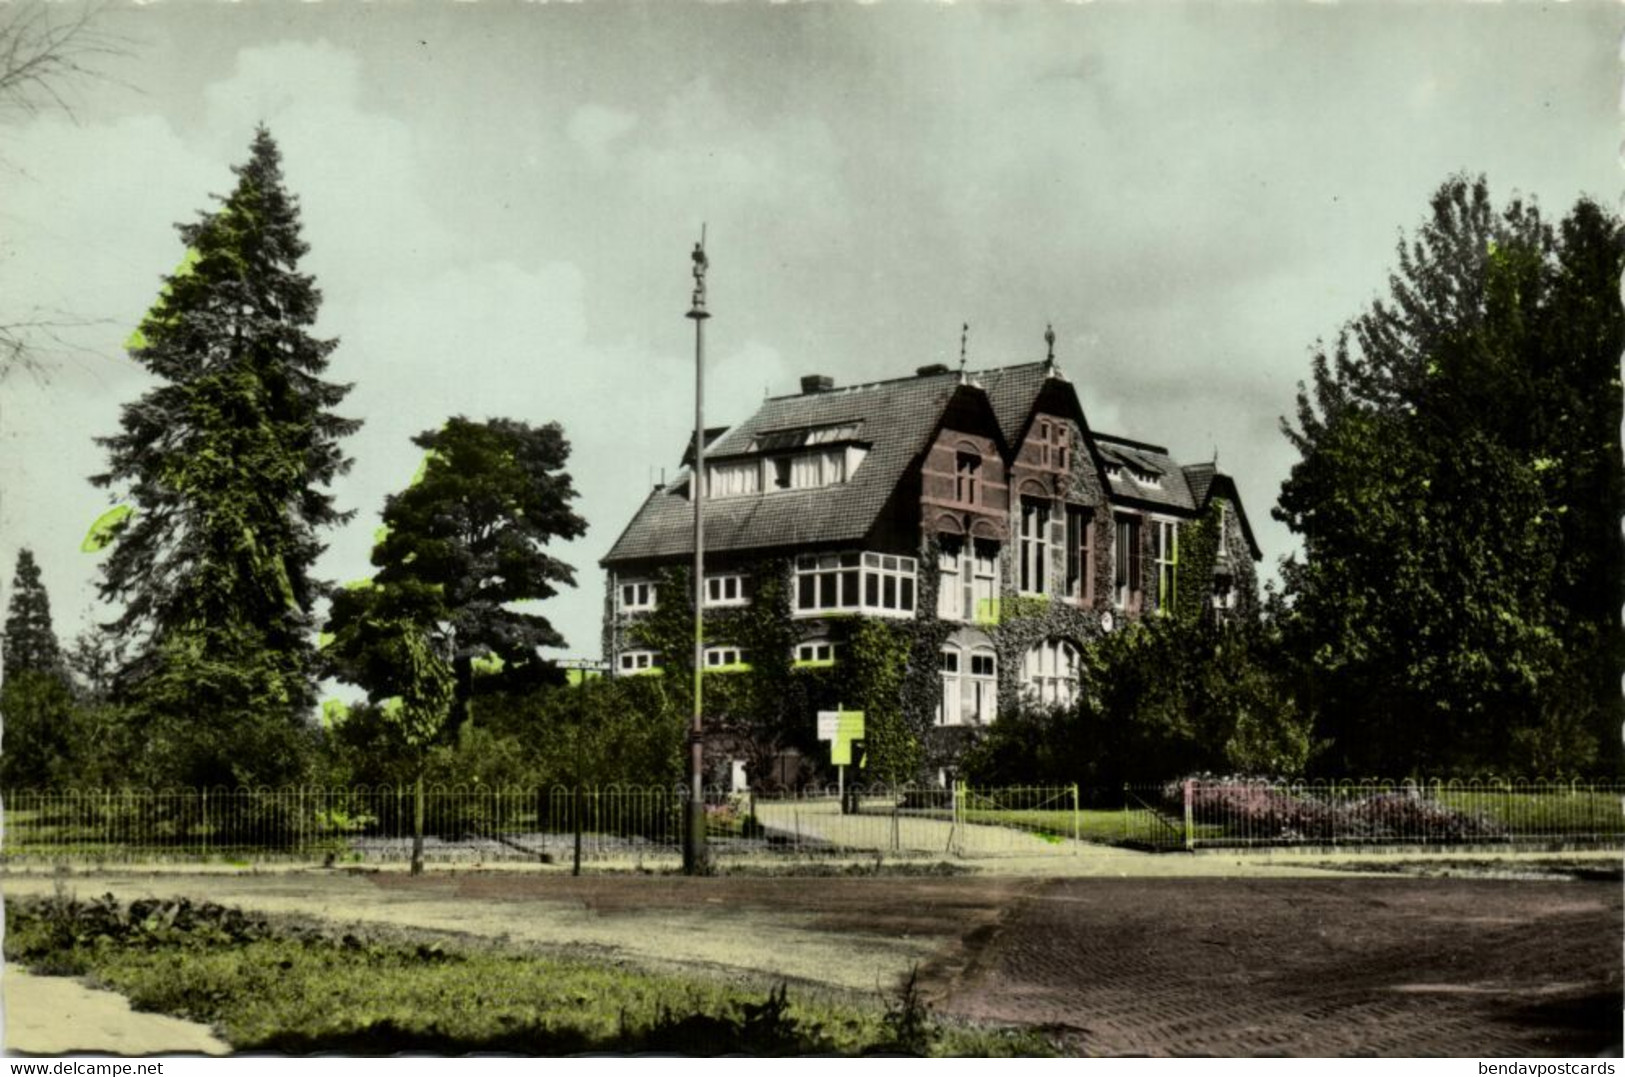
[1, 0, 1620, 671]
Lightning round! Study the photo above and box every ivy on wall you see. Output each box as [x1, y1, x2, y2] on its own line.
[1174, 498, 1223, 625]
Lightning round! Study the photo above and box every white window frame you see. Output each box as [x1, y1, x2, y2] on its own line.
[1023, 639, 1080, 707]
[618, 649, 661, 675]
[938, 646, 962, 726]
[793, 639, 836, 664]
[794, 551, 917, 618]
[1020, 498, 1050, 595]
[619, 580, 657, 613]
[967, 647, 997, 724]
[938, 541, 964, 621]
[1152, 519, 1178, 614]
[703, 645, 747, 669]
[704, 574, 748, 607]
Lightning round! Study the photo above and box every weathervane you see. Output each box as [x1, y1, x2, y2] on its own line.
[958, 322, 969, 379]
[1045, 323, 1056, 368]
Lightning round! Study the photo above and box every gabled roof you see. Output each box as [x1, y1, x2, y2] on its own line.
[603, 368, 967, 565]
[601, 360, 1263, 567]
[1181, 464, 1263, 561]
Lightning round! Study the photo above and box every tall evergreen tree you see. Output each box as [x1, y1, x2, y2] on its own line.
[2, 548, 61, 680]
[352, 417, 587, 729]
[92, 127, 359, 787]
[1276, 177, 1624, 776]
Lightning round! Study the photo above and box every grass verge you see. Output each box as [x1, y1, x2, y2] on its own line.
[5, 891, 1054, 1057]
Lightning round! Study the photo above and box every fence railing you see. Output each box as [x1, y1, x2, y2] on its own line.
[1122, 778, 1625, 850]
[0, 783, 1092, 865]
[4, 779, 1618, 865]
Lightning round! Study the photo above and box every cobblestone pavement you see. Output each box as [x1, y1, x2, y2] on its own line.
[932, 877, 1623, 1056]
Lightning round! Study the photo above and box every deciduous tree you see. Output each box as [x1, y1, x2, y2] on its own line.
[1276, 177, 1623, 776]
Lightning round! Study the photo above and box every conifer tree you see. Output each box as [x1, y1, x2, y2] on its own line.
[2, 548, 61, 681]
[92, 127, 359, 786]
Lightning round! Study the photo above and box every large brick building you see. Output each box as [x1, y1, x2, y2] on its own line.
[600, 352, 1260, 783]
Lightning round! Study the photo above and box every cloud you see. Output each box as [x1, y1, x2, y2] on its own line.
[567, 103, 638, 166]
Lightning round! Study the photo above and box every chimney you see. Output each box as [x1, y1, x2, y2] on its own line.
[915, 363, 950, 377]
[800, 374, 834, 394]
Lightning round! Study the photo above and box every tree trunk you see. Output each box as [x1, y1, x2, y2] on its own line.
[411, 770, 425, 876]
[452, 652, 474, 731]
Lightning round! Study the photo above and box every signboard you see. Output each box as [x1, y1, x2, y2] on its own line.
[817, 711, 840, 740]
[818, 709, 865, 767]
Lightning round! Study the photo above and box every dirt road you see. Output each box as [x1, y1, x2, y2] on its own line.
[4, 868, 1618, 1055]
[936, 877, 1623, 1056]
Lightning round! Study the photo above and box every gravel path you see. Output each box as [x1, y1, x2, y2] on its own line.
[4, 969, 229, 1056]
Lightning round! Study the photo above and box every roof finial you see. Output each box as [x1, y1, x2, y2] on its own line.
[1044, 323, 1056, 368]
[958, 322, 969, 380]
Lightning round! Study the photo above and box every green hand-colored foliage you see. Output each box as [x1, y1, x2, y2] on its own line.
[370, 416, 588, 726]
[1276, 176, 1624, 777]
[3, 548, 62, 680]
[5, 895, 1052, 1056]
[90, 127, 359, 787]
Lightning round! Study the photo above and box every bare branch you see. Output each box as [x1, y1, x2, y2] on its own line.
[0, 2, 134, 121]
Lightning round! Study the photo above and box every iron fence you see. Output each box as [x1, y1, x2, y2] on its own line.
[0, 783, 1091, 866]
[5, 779, 1617, 865]
[1123, 778, 1625, 850]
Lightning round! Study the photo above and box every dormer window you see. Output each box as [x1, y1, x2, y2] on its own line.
[708, 447, 857, 499]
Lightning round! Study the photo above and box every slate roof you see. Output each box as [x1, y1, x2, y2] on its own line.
[603, 367, 970, 565]
[602, 361, 1260, 567]
[1094, 434, 1199, 513]
[1181, 462, 1217, 506]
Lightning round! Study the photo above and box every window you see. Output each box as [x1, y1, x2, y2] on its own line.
[705, 574, 747, 607]
[940, 537, 999, 622]
[794, 639, 835, 664]
[704, 646, 747, 669]
[619, 581, 656, 612]
[939, 644, 996, 725]
[1152, 520, 1178, 614]
[1065, 505, 1093, 604]
[1216, 501, 1229, 558]
[937, 540, 964, 620]
[955, 452, 981, 504]
[748, 422, 862, 452]
[1023, 639, 1080, 707]
[1036, 420, 1051, 466]
[967, 648, 997, 723]
[938, 648, 962, 726]
[707, 461, 760, 498]
[618, 650, 661, 674]
[1213, 574, 1237, 612]
[972, 542, 998, 621]
[794, 552, 916, 616]
[1020, 498, 1050, 594]
[1114, 515, 1142, 610]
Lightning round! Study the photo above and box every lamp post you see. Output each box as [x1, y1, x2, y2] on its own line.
[684, 229, 710, 875]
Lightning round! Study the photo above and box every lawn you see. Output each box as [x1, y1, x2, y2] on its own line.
[5, 892, 1055, 1057]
